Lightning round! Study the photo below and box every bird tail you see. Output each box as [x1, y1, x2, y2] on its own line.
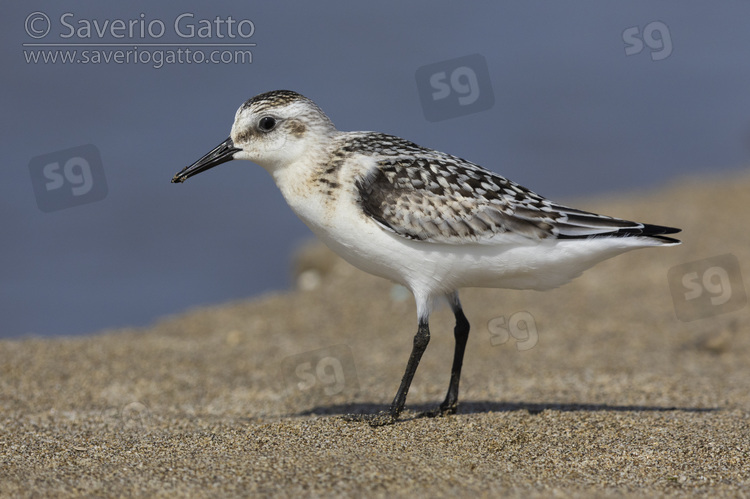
[637, 224, 681, 244]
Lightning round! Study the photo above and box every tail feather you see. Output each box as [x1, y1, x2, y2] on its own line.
[639, 223, 681, 244]
[557, 220, 681, 244]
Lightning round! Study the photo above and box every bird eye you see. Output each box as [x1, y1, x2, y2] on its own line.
[258, 116, 277, 132]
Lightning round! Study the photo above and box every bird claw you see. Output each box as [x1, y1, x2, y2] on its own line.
[418, 404, 457, 419]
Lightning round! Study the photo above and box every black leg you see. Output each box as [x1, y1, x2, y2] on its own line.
[423, 293, 470, 417]
[344, 319, 431, 426]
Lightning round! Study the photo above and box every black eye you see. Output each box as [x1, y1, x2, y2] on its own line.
[258, 116, 277, 132]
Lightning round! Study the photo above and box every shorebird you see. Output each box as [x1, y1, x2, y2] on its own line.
[172, 90, 681, 426]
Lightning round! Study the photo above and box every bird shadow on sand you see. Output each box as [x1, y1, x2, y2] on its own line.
[288, 400, 719, 422]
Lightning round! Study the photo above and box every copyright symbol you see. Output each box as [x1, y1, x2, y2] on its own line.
[25, 12, 51, 39]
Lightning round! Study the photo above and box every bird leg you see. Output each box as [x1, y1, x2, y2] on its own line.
[344, 319, 430, 426]
[422, 294, 470, 417]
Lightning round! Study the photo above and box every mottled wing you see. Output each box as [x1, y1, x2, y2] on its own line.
[356, 147, 679, 244]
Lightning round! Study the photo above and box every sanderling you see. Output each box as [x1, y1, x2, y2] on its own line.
[172, 90, 681, 426]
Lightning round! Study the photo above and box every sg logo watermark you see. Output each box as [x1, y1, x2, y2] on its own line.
[28, 144, 107, 212]
[623, 21, 673, 61]
[415, 53, 494, 122]
[281, 344, 359, 406]
[668, 254, 747, 321]
[487, 311, 538, 351]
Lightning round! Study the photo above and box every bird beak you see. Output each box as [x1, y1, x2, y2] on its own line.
[171, 137, 241, 183]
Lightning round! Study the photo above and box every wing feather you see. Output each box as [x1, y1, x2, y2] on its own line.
[351, 135, 680, 245]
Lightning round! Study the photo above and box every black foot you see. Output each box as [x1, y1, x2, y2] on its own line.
[342, 411, 397, 427]
[418, 403, 457, 419]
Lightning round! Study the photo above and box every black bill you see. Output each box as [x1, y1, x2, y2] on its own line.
[171, 137, 241, 183]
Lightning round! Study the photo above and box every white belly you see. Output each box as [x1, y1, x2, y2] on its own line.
[272, 158, 662, 301]
[285, 187, 657, 299]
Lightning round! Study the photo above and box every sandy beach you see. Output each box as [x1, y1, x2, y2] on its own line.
[1, 172, 749, 497]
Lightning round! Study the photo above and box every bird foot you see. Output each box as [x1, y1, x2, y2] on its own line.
[418, 404, 457, 419]
[342, 410, 398, 427]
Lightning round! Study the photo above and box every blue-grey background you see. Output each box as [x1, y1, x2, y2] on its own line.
[3, 2, 749, 338]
